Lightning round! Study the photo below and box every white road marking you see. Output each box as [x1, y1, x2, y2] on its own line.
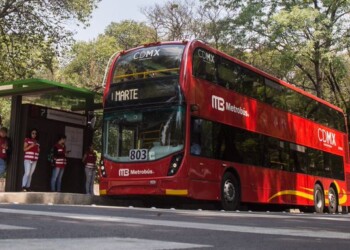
[175, 210, 350, 222]
[0, 208, 349, 239]
[89, 204, 350, 222]
[0, 224, 34, 230]
[0, 237, 211, 250]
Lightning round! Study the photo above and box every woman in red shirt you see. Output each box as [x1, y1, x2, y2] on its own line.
[51, 134, 68, 192]
[22, 128, 40, 191]
[0, 127, 9, 177]
[82, 144, 97, 195]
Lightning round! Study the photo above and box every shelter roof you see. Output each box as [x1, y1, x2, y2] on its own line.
[0, 78, 101, 111]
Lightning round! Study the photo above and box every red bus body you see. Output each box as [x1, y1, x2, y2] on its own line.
[100, 40, 350, 211]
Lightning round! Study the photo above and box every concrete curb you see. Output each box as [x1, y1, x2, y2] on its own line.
[0, 192, 94, 205]
[0, 192, 140, 207]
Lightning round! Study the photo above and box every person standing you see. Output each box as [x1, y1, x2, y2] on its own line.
[0, 127, 12, 162]
[22, 129, 40, 191]
[51, 134, 68, 192]
[0, 127, 9, 176]
[82, 144, 97, 195]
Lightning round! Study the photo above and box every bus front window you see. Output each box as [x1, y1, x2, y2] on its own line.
[104, 106, 185, 162]
[113, 45, 184, 83]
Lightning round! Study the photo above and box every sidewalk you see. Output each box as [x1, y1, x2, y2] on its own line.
[0, 180, 118, 206]
[0, 192, 94, 205]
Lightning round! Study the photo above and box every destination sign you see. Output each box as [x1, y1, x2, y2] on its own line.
[105, 77, 182, 107]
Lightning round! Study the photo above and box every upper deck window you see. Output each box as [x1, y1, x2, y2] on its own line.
[113, 45, 185, 83]
[192, 48, 346, 132]
[193, 48, 218, 83]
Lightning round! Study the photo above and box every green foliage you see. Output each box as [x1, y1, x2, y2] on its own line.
[141, 0, 199, 41]
[60, 35, 117, 89]
[0, 98, 11, 128]
[201, 0, 350, 111]
[104, 20, 156, 50]
[0, 0, 100, 82]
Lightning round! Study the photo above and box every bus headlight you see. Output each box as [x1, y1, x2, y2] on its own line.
[168, 153, 183, 176]
[100, 159, 107, 177]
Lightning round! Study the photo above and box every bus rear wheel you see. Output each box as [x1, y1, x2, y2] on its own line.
[327, 186, 338, 214]
[221, 172, 240, 211]
[314, 184, 324, 213]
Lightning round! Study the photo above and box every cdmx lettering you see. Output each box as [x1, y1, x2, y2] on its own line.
[198, 49, 215, 64]
[318, 128, 336, 146]
[133, 49, 160, 60]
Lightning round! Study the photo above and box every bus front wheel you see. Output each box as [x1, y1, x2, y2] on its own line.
[327, 186, 338, 214]
[221, 172, 240, 211]
[313, 184, 324, 213]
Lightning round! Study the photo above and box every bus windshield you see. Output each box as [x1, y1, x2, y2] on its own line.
[103, 105, 185, 162]
[113, 44, 185, 83]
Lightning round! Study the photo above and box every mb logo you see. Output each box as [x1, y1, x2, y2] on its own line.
[212, 95, 225, 111]
[119, 169, 130, 177]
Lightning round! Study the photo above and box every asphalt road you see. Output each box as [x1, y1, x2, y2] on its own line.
[0, 203, 349, 249]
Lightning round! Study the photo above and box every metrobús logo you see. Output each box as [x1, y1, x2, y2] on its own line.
[212, 95, 249, 117]
[119, 169, 154, 177]
[318, 128, 336, 148]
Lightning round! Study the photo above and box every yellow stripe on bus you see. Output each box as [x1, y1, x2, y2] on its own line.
[165, 189, 188, 196]
[268, 190, 314, 202]
[116, 68, 180, 79]
[99, 189, 107, 195]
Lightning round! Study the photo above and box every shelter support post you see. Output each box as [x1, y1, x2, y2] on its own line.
[5, 95, 22, 191]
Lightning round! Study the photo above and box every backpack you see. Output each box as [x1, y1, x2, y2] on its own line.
[47, 147, 55, 166]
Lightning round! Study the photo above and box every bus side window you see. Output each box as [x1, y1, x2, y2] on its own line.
[265, 138, 290, 171]
[235, 67, 264, 101]
[192, 49, 218, 84]
[289, 143, 307, 173]
[307, 148, 324, 177]
[217, 58, 240, 91]
[265, 78, 287, 110]
[190, 118, 216, 158]
[190, 118, 202, 156]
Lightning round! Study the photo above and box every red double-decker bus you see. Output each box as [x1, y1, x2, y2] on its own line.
[100, 40, 349, 213]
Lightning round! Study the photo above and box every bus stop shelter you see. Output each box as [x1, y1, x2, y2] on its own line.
[0, 78, 101, 192]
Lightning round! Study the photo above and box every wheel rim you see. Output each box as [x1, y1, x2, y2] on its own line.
[328, 190, 336, 210]
[315, 190, 323, 209]
[223, 180, 235, 202]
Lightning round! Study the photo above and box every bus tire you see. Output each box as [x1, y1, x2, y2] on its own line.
[314, 184, 324, 213]
[327, 186, 338, 214]
[221, 172, 240, 211]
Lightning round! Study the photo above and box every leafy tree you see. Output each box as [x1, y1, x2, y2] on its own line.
[104, 20, 156, 50]
[141, 0, 198, 40]
[196, 1, 233, 52]
[60, 35, 117, 89]
[0, 98, 11, 128]
[0, 0, 100, 82]
[201, 0, 350, 109]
